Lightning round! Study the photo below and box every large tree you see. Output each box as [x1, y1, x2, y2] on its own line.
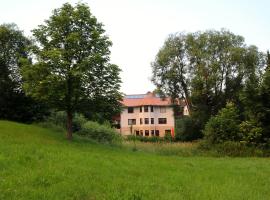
[22, 3, 122, 139]
[152, 30, 264, 130]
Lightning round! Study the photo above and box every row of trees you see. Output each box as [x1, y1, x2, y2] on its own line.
[0, 3, 123, 139]
[152, 30, 270, 146]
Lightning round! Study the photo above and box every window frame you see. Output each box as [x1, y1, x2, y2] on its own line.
[158, 118, 167, 124]
[128, 119, 136, 125]
[144, 106, 148, 112]
[155, 130, 160, 137]
[144, 118, 149, 124]
[145, 130, 149, 136]
[128, 107, 134, 113]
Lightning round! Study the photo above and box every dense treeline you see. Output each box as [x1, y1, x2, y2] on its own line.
[0, 24, 49, 122]
[152, 30, 270, 148]
[0, 3, 122, 139]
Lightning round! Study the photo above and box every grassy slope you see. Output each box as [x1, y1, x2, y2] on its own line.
[0, 121, 270, 200]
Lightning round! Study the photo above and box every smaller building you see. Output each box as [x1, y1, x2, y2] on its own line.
[116, 92, 189, 137]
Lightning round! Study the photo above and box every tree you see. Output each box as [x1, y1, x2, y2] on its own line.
[22, 3, 122, 139]
[152, 30, 264, 133]
[151, 33, 192, 112]
[0, 24, 48, 122]
[258, 66, 270, 140]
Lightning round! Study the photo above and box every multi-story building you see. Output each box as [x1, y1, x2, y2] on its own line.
[116, 92, 189, 137]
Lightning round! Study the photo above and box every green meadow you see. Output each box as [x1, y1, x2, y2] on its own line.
[0, 120, 270, 200]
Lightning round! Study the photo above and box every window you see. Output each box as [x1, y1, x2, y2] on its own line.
[140, 118, 143, 125]
[144, 106, 148, 112]
[135, 130, 140, 136]
[140, 130, 143, 136]
[128, 107, 134, 113]
[144, 118, 149, 124]
[150, 106, 154, 112]
[145, 130, 149, 136]
[128, 119, 136, 125]
[155, 130, 160, 137]
[140, 106, 142, 112]
[151, 130, 155, 136]
[151, 118, 154, 124]
[160, 107, 166, 113]
[158, 118, 167, 124]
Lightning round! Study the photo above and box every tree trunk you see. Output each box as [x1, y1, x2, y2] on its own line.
[66, 72, 73, 140]
[181, 80, 192, 114]
[67, 111, 73, 140]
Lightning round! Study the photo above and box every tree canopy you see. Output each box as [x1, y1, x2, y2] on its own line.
[152, 30, 264, 125]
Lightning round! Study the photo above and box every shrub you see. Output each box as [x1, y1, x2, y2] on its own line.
[72, 113, 88, 132]
[44, 111, 87, 132]
[175, 116, 202, 141]
[164, 132, 173, 142]
[203, 102, 241, 144]
[239, 120, 263, 145]
[78, 121, 122, 144]
[47, 111, 66, 128]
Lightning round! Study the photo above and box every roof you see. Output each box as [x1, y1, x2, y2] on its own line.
[121, 92, 186, 107]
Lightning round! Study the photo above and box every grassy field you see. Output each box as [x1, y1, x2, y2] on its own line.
[0, 121, 270, 200]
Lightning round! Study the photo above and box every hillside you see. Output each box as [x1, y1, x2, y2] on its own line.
[0, 121, 270, 200]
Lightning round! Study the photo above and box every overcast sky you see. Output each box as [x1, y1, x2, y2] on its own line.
[1, 0, 270, 94]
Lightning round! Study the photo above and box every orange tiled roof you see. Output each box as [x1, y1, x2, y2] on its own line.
[121, 92, 186, 107]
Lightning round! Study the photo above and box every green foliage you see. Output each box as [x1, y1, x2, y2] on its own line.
[21, 3, 122, 138]
[175, 116, 202, 141]
[203, 103, 241, 144]
[152, 30, 264, 136]
[78, 121, 122, 144]
[239, 120, 263, 145]
[258, 70, 270, 133]
[240, 66, 270, 144]
[0, 24, 48, 122]
[164, 132, 173, 142]
[151, 33, 191, 109]
[43, 111, 87, 132]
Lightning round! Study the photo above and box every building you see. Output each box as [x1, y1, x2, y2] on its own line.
[116, 92, 189, 137]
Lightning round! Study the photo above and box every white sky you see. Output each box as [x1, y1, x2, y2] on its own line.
[1, 0, 270, 94]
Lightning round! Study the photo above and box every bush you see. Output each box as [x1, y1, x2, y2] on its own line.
[45, 111, 87, 132]
[77, 121, 122, 144]
[175, 116, 202, 141]
[164, 132, 173, 142]
[239, 120, 263, 145]
[72, 113, 88, 132]
[203, 102, 241, 144]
